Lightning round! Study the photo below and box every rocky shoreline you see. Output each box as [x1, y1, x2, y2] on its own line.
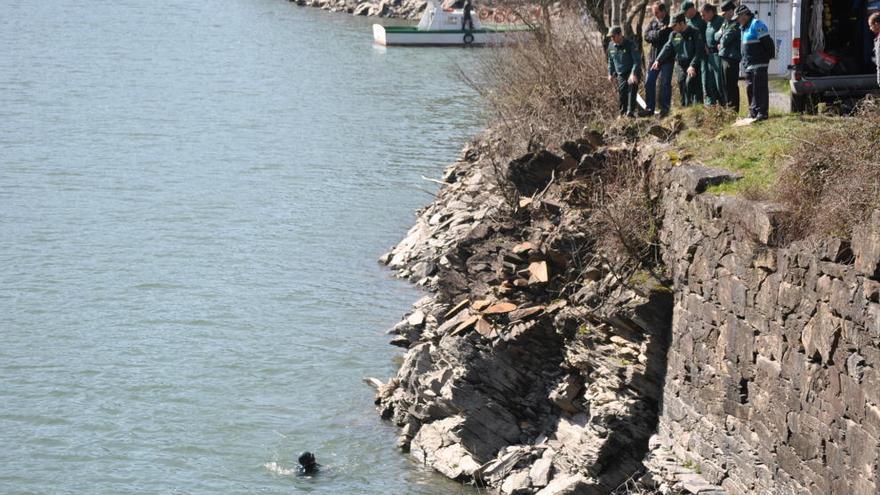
[367, 125, 731, 494]
[288, 0, 425, 19]
[369, 114, 880, 495]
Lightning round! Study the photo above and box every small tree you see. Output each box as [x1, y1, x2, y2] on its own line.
[584, 0, 652, 44]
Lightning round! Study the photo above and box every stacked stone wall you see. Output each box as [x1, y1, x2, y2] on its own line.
[656, 166, 880, 495]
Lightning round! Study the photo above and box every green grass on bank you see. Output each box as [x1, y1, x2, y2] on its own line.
[769, 76, 792, 96]
[669, 107, 830, 195]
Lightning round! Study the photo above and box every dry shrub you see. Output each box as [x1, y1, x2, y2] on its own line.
[463, 15, 660, 268]
[774, 99, 880, 240]
[463, 14, 617, 159]
[588, 146, 659, 266]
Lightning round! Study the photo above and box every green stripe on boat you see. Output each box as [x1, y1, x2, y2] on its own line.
[382, 26, 531, 34]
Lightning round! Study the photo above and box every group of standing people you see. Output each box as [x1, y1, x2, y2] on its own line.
[607, 1, 776, 121]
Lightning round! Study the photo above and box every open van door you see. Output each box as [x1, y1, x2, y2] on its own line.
[750, 0, 794, 76]
[790, 0, 880, 112]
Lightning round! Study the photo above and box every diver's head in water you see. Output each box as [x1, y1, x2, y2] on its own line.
[298, 451, 318, 473]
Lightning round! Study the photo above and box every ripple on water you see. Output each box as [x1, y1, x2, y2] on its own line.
[0, 0, 483, 494]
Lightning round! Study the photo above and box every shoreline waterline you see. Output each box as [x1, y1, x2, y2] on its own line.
[0, 1, 484, 493]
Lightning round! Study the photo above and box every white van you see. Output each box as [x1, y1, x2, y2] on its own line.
[750, 0, 794, 76]
[789, 0, 880, 111]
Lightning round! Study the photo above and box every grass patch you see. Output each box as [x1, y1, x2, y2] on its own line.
[668, 101, 880, 241]
[769, 77, 791, 95]
[628, 268, 673, 293]
[681, 458, 703, 474]
[673, 110, 829, 196]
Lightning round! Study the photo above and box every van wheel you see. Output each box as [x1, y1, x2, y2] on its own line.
[791, 94, 816, 114]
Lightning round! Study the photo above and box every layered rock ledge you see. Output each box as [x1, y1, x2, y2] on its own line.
[372, 130, 684, 494]
[371, 126, 880, 494]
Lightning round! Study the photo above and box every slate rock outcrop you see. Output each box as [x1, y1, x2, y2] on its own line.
[373, 128, 879, 495]
[373, 134, 677, 494]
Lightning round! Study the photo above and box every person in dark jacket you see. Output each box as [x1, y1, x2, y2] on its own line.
[737, 4, 775, 121]
[701, 3, 726, 105]
[870, 12, 880, 87]
[298, 452, 319, 474]
[683, 2, 706, 38]
[717, 0, 741, 111]
[607, 26, 641, 117]
[681, 0, 705, 104]
[643, 1, 674, 116]
[462, 0, 474, 31]
[653, 13, 705, 107]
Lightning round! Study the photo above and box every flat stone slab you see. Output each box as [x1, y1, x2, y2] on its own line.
[666, 165, 741, 197]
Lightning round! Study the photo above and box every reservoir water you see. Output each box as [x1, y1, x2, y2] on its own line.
[0, 1, 483, 493]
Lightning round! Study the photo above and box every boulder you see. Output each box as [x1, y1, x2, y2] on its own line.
[852, 210, 880, 279]
[665, 165, 740, 198]
[548, 374, 584, 414]
[507, 150, 563, 196]
[501, 469, 533, 494]
[535, 473, 591, 495]
[529, 450, 555, 487]
[411, 416, 482, 479]
[407, 309, 426, 327]
[801, 303, 842, 365]
[352, 2, 371, 14]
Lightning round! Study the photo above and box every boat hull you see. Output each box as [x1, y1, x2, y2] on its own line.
[372, 24, 528, 46]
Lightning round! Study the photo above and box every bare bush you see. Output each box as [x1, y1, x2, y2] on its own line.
[588, 144, 659, 267]
[462, 14, 617, 160]
[773, 99, 880, 240]
[678, 105, 738, 137]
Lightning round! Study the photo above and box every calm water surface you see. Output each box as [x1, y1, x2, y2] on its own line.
[0, 1, 483, 493]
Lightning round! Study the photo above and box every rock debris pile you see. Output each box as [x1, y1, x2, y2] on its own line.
[371, 129, 681, 494]
[289, 0, 425, 19]
[364, 113, 880, 494]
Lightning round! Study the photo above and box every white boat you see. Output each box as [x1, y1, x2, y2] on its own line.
[372, 0, 531, 46]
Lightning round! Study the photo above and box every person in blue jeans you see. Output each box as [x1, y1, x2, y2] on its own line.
[643, 1, 674, 116]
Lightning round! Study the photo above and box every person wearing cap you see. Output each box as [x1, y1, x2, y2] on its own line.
[682, 1, 706, 37]
[737, 4, 774, 121]
[643, 1, 674, 117]
[606, 26, 641, 117]
[653, 13, 705, 107]
[701, 3, 726, 105]
[681, 1, 705, 103]
[717, 0, 742, 111]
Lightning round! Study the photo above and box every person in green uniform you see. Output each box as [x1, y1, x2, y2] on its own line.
[701, 3, 726, 105]
[717, 0, 741, 111]
[681, 1, 705, 104]
[606, 26, 641, 117]
[653, 13, 705, 107]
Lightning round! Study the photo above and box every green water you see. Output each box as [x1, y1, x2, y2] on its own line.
[0, 0, 483, 493]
